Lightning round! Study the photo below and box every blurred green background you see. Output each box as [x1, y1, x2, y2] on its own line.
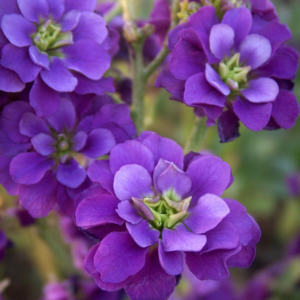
[1, 0, 300, 299]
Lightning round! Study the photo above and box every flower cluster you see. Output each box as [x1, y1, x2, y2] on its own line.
[75, 132, 260, 300]
[0, 0, 117, 116]
[0, 95, 135, 217]
[0, 0, 298, 299]
[156, 4, 299, 141]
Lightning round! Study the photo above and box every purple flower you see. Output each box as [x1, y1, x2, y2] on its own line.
[41, 278, 124, 300]
[178, 0, 278, 22]
[0, 0, 116, 117]
[170, 267, 237, 300]
[240, 262, 285, 300]
[75, 132, 260, 300]
[0, 231, 9, 261]
[286, 172, 300, 197]
[0, 96, 136, 217]
[156, 7, 299, 142]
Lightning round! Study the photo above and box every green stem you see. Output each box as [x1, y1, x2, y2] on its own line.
[144, 0, 180, 79]
[184, 117, 208, 153]
[36, 218, 77, 279]
[121, 0, 136, 22]
[104, 1, 122, 23]
[122, 0, 181, 133]
[131, 42, 147, 133]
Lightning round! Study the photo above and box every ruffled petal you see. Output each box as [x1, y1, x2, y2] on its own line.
[184, 194, 230, 234]
[109, 140, 155, 174]
[10, 152, 54, 184]
[205, 64, 230, 95]
[63, 41, 110, 80]
[162, 223, 206, 252]
[125, 250, 176, 300]
[233, 97, 272, 131]
[28, 45, 50, 69]
[114, 164, 153, 201]
[1, 44, 41, 82]
[40, 57, 78, 92]
[222, 7, 252, 49]
[209, 24, 234, 60]
[127, 220, 160, 248]
[184, 73, 226, 107]
[64, 0, 97, 13]
[239, 34, 272, 70]
[30, 76, 61, 117]
[72, 12, 107, 44]
[45, 0, 64, 21]
[169, 40, 206, 80]
[0, 65, 25, 92]
[158, 240, 183, 276]
[186, 155, 232, 205]
[241, 78, 279, 103]
[116, 201, 143, 225]
[87, 160, 114, 194]
[80, 128, 115, 158]
[1, 14, 35, 47]
[271, 90, 300, 129]
[94, 232, 148, 283]
[141, 132, 184, 169]
[56, 158, 86, 188]
[186, 246, 242, 280]
[17, 0, 49, 23]
[46, 98, 76, 132]
[19, 171, 58, 218]
[31, 133, 56, 156]
[156, 162, 192, 197]
[76, 195, 123, 228]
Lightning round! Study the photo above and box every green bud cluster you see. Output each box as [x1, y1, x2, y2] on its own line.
[134, 193, 192, 231]
[218, 53, 251, 91]
[32, 19, 73, 53]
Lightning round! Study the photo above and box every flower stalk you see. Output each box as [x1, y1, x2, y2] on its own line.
[184, 116, 208, 153]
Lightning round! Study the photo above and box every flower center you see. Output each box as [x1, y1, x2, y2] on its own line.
[133, 195, 191, 231]
[56, 133, 71, 152]
[218, 53, 251, 91]
[32, 19, 73, 52]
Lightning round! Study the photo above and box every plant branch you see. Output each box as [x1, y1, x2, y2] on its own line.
[184, 116, 208, 153]
[144, 0, 180, 79]
[104, 1, 122, 23]
[121, 0, 136, 22]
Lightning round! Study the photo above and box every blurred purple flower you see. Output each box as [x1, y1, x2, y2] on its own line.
[0, 0, 117, 117]
[6, 203, 35, 227]
[286, 172, 300, 197]
[75, 132, 260, 300]
[0, 231, 9, 261]
[156, 7, 299, 142]
[240, 262, 285, 300]
[170, 267, 237, 300]
[0, 96, 136, 217]
[41, 278, 124, 300]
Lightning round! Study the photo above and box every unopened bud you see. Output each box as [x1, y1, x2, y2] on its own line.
[141, 24, 155, 38]
[123, 21, 139, 43]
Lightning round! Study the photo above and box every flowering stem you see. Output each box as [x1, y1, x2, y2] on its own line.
[104, 1, 123, 23]
[131, 42, 147, 133]
[122, 0, 181, 133]
[144, 0, 180, 79]
[36, 218, 77, 278]
[184, 116, 208, 153]
[121, 0, 136, 22]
